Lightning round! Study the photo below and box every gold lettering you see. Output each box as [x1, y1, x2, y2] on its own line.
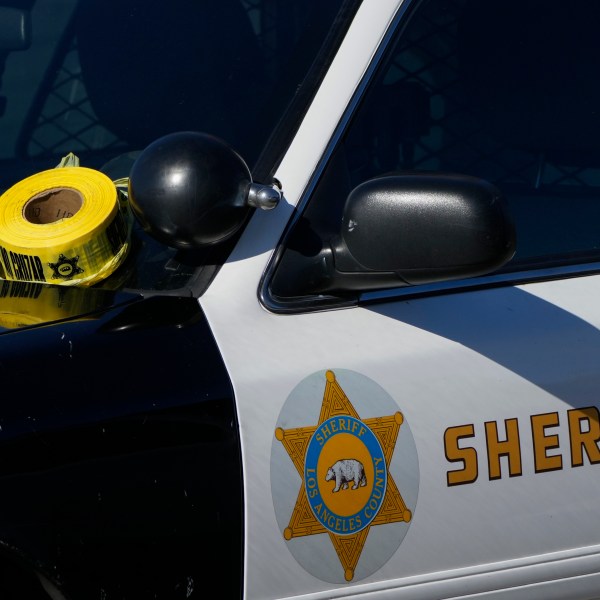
[445, 424, 478, 486]
[485, 418, 522, 480]
[531, 412, 562, 473]
[568, 407, 600, 467]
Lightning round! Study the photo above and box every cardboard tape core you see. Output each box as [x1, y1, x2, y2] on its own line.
[23, 187, 84, 224]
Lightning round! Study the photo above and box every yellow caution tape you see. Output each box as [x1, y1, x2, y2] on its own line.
[0, 279, 104, 329]
[0, 166, 131, 286]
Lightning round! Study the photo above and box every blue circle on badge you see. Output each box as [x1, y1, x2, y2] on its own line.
[305, 415, 387, 535]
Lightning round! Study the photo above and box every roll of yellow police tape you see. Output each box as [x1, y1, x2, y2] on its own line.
[0, 167, 131, 286]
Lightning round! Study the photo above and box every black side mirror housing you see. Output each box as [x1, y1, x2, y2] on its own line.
[270, 174, 516, 297]
[128, 131, 280, 250]
[336, 174, 515, 285]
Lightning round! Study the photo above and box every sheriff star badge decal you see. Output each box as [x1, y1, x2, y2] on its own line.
[275, 370, 412, 582]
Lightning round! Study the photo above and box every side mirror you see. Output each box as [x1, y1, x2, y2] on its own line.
[270, 173, 516, 297]
[336, 174, 515, 285]
[128, 131, 280, 250]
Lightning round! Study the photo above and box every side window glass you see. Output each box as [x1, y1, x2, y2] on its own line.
[317, 0, 600, 269]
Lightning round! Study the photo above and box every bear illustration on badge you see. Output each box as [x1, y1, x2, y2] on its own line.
[271, 369, 419, 584]
[326, 458, 367, 492]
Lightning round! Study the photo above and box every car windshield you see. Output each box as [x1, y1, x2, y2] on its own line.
[0, 0, 351, 295]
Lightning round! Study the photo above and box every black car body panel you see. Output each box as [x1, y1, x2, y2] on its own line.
[0, 293, 241, 599]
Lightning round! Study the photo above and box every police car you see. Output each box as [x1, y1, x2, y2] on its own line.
[0, 0, 599, 598]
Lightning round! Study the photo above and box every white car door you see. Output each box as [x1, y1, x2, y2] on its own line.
[201, 0, 600, 598]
